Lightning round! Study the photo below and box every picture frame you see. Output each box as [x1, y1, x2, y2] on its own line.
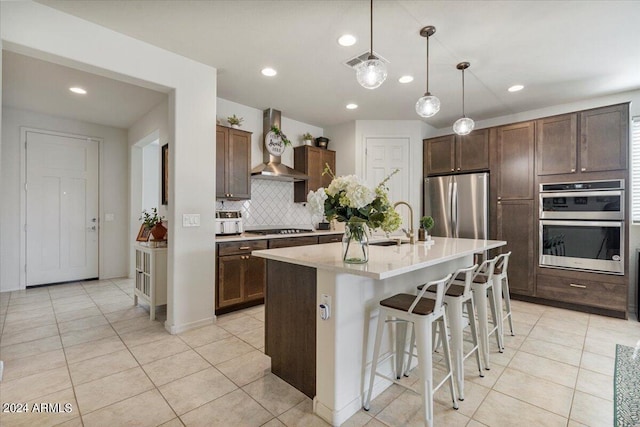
[136, 224, 152, 242]
[162, 144, 169, 205]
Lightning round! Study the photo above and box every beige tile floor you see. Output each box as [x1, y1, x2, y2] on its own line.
[0, 278, 639, 426]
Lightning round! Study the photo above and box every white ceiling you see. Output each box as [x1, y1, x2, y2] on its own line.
[2, 51, 167, 129]
[19, 1, 640, 129]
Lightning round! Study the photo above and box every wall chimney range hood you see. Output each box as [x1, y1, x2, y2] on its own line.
[251, 108, 308, 182]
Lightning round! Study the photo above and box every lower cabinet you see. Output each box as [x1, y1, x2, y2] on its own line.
[216, 234, 342, 314]
[536, 273, 627, 315]
[216, 240, 267, 312]
[496, 199, 535, 296]
[134, 244, 167, 320]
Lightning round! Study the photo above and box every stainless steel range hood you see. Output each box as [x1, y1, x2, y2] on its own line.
[251, 108, 308, 182]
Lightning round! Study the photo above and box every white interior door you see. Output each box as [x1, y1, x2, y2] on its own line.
[365, 137, 410, 234]
[26, 131, 99, 286]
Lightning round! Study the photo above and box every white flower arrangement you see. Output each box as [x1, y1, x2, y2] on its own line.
[307, 165, 402, 233]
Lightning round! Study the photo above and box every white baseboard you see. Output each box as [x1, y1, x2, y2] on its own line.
[164, 316, 215, 334]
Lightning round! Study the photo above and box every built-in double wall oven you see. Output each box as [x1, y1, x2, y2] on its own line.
[539, 179, 624, 275]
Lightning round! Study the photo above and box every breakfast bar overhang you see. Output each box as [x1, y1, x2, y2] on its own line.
[253, 236, 506, 426]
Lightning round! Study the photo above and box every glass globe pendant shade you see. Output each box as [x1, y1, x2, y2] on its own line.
[415, 94, 441, 118]
[453, 117, 475, 135]
[356, 58, 388, 89]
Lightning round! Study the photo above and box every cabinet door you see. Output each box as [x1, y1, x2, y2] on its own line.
[496, 199, 535, 295]
[217, 255, 244, 308]
[457, 129, 489, 172]
[228, 129, 251, 199]
[536, 114, 577, 175]
[424, 135, 455, 176]
[495, 122, 535, 200]
[307, 147, 323, 192]
[321, 149, 336, 188]
[580, 104, 628, 173]
[244, 255, 266, 301]
[216, 126, 228, 198]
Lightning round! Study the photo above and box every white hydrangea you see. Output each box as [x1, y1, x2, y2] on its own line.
[307, 188, 328, 216]
[344, 181, 375, 209]
[326, 175, 357, 197]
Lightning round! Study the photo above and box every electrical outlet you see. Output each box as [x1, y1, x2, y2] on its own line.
[182, 214, 201, 227]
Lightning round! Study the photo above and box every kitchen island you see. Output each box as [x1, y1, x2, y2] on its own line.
[253, 236, 506, 426]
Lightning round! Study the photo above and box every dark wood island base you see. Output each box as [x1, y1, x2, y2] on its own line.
[265, 260, 317, 398]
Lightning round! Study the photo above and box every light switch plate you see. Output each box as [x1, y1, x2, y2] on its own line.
[182, 214, 201, 227]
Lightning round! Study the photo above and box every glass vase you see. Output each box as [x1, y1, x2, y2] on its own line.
[342, 223, 369, 264]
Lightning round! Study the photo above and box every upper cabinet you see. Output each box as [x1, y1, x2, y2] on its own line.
[216, 125, 252, 200]
[536, 104, 629, 176]
[493, 121, 535, 200]
[294, 146, 336, 203]
[536, 114, 577, 175]
[580, 104, 628, 173]
[423, 129, 489, 176]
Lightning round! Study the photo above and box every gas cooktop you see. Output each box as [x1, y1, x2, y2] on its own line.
[247, 228, 314, 235]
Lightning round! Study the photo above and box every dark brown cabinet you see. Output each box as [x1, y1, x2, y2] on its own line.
[580, 104, 628, 173]
[494, 121, 535, 200]
[536, 274, 627, 313]
[294, 146, 336, 202]
[423, 130, 489, 176]
[536, 114, 578, 175]
[318, 234, 342, 244]
[536, 104, 628, 176]
[268, 236, 318, 249]
[216, 240, 267, 311]
[496, 200, 535, 296]
[216, 125, 252, 200]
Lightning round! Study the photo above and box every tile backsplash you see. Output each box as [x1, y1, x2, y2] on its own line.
[216, 179, 319, 229]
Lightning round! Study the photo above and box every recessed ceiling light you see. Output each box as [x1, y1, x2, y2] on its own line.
[346, 103, 358, 110]
[261, 67, 277, 77]
[338, 34, 357, 47]
[69, 87, 87, 94]
[508, 84, 524, 92]
[398, 75, 414, 84]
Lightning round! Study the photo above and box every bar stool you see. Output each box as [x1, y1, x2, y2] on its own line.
[494, 252, 514, 337]
[416, 265, 483, 401]
[470, 256, 503, 370]
[364, 274, 458, 427]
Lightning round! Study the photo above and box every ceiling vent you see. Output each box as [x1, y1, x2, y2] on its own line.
[344, 51, 390, 69]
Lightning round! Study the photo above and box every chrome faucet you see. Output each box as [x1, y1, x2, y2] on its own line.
[393, 201, 416, 244]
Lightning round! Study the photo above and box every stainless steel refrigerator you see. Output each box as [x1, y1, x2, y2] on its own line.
[424, 172, 488, 239]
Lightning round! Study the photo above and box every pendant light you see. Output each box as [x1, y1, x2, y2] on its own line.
[415, 26, 440, 118]
[453, 62, 475, 135]
[355, 0, 387, 89]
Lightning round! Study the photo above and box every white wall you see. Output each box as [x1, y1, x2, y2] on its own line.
[325, 121, 356, 176]
[217, 98, 324, 170]
[0, 107, 129, 291]
[2, 1, 217, 333]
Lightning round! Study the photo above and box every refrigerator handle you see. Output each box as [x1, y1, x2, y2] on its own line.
[452, 181, 458, 238]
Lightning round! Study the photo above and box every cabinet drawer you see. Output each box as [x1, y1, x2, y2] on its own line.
[269, 236, 318, 249]
[536, 273, 627, 311]
[217, 239, 267, 256]
[318, 234, 343, 244]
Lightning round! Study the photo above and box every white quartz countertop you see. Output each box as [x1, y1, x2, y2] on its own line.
[216, 229, 343, 242]
[252, 236, 506, 280]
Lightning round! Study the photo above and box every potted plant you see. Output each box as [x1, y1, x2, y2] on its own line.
[227, 114, 243, 129]
[302, 132, 314, 146]
[140, 208, 167, 240]
[419, 215, 434, 241]
[270, 125, 292, 147]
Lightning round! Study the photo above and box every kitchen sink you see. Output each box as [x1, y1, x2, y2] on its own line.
[370, 240, 410, 247]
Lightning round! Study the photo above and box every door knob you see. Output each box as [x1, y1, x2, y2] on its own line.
[87, 226, 96, 231]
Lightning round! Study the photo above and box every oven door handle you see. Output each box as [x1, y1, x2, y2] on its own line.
[540, 190, 623, 199]
[540, 219, 623, 228]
